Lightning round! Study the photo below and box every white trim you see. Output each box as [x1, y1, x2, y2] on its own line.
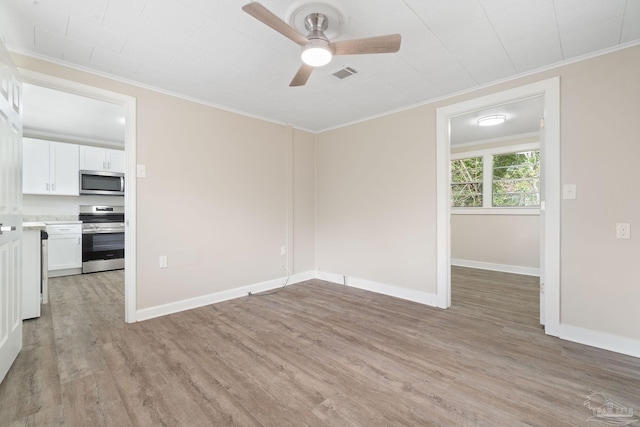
[24, 127, 123, 148]
[123, 98, 137, 323]
[451, 208, 539, 216]
[451, 259, 540, 277]
[316, 271, 438, 307]
[450, 142, 540, 159]
[136, 271, 316, 322]
[482, 154, 492, 208]
[436, 77, 561, 333]
[558, 324, 640, 359]
[436, 106, 451, 309]
[451, 132, 540, 149]
[20, 69, 138, 324]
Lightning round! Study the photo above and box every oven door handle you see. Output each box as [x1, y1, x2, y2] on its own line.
[82, 228, 125, 235]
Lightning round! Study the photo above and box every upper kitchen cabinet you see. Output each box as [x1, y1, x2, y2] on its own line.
[80, 145, 125, 173]
[23, 138, 79, 196]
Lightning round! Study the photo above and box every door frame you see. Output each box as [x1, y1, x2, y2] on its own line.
[435, 77, 560, 336]
[20, 70, 138, 323]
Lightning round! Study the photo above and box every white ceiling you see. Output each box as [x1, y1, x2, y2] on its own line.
[2, 0, 640, 133]
[23, 83, 126, 145]
[450, 95, 544, 146]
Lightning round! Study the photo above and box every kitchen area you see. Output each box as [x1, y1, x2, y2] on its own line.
[21, 83, 126, 320]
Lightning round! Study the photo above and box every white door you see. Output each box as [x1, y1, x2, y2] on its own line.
[0, 41, 23, 383]
[539, 116, 546, 325]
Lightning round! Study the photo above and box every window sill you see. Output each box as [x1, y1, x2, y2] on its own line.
[451, 208, 540, 216]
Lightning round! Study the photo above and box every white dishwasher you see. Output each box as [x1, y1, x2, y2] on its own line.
[46, 223, 83, 278]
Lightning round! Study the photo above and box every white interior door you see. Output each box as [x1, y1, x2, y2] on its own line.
[539, 117, 546, 325]
[0, 41, 23, 383]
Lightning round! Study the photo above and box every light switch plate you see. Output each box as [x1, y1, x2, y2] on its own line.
[137, 164, 146, 178]
[563, 184, 577, 200]
[159, 255, 168, 268]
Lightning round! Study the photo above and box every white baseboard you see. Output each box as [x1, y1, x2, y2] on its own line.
[135, 270, 316, 321]
[558, 324, 640, 359]
[451, 258, 540, 277]
[316, 271, 438, 307]
[134, 269, 639, 360]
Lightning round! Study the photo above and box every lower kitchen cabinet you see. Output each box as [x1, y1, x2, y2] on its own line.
[46, 224, 82, 277]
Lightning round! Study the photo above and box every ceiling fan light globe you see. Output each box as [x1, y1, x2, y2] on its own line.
[301, 43, 332, 67]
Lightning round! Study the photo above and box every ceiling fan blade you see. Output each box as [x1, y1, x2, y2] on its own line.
[290, 64, 314, 87]
[332, 34, 402, 56]
[242, 2, 308, 46]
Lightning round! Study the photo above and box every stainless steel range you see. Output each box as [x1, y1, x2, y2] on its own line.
[79, 205, 125, 273]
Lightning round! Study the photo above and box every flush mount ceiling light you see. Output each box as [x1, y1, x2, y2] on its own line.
[477, 115, 506, 126]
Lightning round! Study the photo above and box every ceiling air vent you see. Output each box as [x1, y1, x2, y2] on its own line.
[331, 66, 358, 81]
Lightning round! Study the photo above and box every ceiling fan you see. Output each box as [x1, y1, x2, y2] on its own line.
[242, 2, 402, 87]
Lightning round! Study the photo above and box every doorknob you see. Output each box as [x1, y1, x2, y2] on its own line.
[0, 224, 17, 235]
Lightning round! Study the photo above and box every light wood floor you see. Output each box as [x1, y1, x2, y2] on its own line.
[1, 267, 638, 426]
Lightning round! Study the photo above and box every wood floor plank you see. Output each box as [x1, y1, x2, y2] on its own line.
[1, 267, 639, 426]
[0, 303, 61, 423]
[61, 371, 133, 427]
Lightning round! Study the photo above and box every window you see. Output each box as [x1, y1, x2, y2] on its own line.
[451, 144, 540, 211]
[492, 151, 540, 207]
[451, 156, 483, 207]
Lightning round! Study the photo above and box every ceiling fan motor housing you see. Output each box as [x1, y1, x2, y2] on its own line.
[304, 13, 329, 41]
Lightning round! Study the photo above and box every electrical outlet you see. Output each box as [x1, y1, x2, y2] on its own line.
[159, 255, 168, 268]
[616, 223, 630, 239]
[137, 164, 146, 178]
[562, 184, 577, 200]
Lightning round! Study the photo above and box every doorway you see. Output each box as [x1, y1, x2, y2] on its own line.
[21, 70, 137, 323]
[436, 78, 560, 336]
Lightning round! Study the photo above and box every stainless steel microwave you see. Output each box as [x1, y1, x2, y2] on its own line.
[80, 170, 125, 196]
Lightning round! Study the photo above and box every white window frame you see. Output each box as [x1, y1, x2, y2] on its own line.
[451, 142, 540, 215]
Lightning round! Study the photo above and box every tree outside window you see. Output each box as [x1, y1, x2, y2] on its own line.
[451, 156, 483, 207]
[451, 149, 540, 209]
[492, 151, 540, 207]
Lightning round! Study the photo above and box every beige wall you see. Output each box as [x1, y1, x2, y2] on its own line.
[451, 214, 539, 269]
[12, 45, 640, 343]
[558, 48, 640, 339]
[293, 129, 315, 273]
[315, 110, 437, 292]
[12, 54, 316, 310]
[315, 46, 640, 341]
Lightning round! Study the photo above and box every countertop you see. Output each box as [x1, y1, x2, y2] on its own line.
[23, 220, 82, 230]
[22, 222, 47, 230]
[43, 221, 82, 224]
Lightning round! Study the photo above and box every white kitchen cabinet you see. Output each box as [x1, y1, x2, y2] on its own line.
[79, 145, 125, 173]
[23, 138, 79, 195]
[47, 224, 82, 277]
